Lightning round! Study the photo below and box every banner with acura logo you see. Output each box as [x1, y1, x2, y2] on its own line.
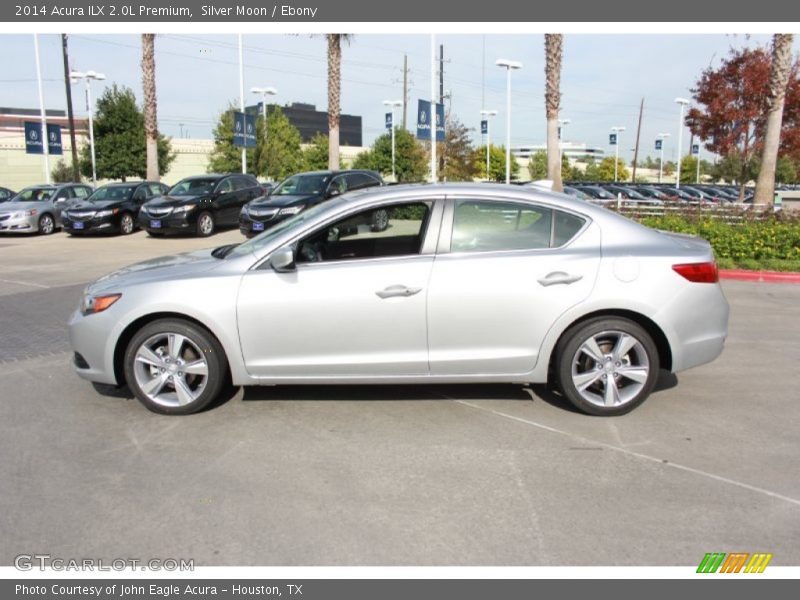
[416, 100, 445, 142]
[24, 122, 63, 155]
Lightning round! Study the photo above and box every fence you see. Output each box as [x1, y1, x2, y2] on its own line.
[602, 200, 773, 223]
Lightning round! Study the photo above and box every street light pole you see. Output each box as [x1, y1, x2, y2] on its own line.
[33, 34, 50, 183]
[251, 86, 277, 179]
[558, 118, 571, 177]
[383, 100, 402, 182]
[238, 34, 246, 174]
[70, 70, 105, 186]
[611, 126, 626, 182]
[480, 109, 497, 181]
[657, 132, 670, 184]
[496, 59, 522, 184]
[430, 34, 437, 183]
[674, 97, 690, 189]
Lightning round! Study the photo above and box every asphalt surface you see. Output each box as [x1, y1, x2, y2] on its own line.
[1, 228, 799, 566]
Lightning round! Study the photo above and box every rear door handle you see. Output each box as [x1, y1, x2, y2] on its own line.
[537, 271, 583, 286]
[376, 285, 422, 299]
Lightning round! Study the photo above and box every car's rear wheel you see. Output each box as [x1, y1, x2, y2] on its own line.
[123, 318, 228, 415]
[555, 317, 659, 416]
[196, 211, 215, 237]
[38, 213, 55, 235]
[119, 212, 135, 235]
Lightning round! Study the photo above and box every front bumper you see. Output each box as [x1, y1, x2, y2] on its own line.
[68, 308, 120, 385]
[63, 214, 118, 234]
[0, 213, 38, 233]
[138, 210, 196, 234]
[239, 210, 290, 236]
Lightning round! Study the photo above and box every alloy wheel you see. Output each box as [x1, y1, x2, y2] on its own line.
[132, 332, 209, 408]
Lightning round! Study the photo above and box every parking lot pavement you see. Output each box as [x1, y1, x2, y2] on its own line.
[1, 233, 799, 566]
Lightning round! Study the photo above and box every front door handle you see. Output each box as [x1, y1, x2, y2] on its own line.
[376, 285, 422, 299]
[537, 271, 583, 286]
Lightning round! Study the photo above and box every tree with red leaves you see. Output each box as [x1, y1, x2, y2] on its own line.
[687, 45, 800, 200]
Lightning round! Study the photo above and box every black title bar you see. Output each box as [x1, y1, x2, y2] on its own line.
[2, 0, 799, 22]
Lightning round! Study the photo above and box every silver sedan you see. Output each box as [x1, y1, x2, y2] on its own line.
[68, 183, 729, 416]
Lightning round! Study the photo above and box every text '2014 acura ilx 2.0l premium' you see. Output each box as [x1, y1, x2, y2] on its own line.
[69, 183, 729, 416]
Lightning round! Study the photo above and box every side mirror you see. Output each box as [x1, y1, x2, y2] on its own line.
[269, 246, 296, 272]
[327, 187, 341, 198]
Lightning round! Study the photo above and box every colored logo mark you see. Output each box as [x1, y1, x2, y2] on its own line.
[697, 552, 773, 573]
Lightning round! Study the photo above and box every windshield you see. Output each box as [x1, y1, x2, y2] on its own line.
[14, 187, 55, 202]
[89, 185, 136, 202]
[272, 174, 330, 196]
[227, 200, 337, 259]
[169, 178, 219, 196]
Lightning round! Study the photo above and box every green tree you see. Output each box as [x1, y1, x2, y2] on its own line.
[775, 156, 798, 183]
[51, 159, 80, 183]
[439, 115, 478, 182]
[79, 84, 174, 181]
[679, 155, 714, 183]
[302, 133, 329, 171]
[528, 150, 548, 180]
[593, 156, 630, 182]
[473, 144, 520, 182]
[353, 128, 428, 182]
[561, 153, 572, 182]
[208, 105, 304, 180]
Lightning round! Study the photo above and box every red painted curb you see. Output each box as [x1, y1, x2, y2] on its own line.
[719, 269, 800, 284]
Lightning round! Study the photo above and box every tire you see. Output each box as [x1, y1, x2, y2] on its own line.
[555, 317, 659, 416]
[196, 211, 215, 237]
[370, 208, 390, 232]
[123, 318, 228, 415]
[119, 212, 135, 235]
[38, 213, 55, 235]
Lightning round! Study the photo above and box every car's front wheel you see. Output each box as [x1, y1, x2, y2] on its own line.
[38, 213, 55, 235]
[123, 318, 228, 415]
[196, 211, 215, 237]
[555, 317, 659, 416]
[119, 212, 135, 235]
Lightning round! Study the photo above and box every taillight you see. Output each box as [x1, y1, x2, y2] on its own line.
[672, 262, 719, 283]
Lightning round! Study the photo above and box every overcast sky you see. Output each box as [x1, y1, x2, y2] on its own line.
[1, 33, 796, 163]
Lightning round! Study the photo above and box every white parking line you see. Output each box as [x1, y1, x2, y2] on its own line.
[0, 278, 50, 289]
[455, 400, 800, 509]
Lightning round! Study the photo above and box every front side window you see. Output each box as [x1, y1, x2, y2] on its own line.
[296, 202, 431, 264]
[451, 200, 586, 252]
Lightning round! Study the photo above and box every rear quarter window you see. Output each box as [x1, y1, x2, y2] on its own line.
[553, 210, 586, 247]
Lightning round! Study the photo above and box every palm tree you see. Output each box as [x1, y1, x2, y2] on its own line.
[326, 34, 352, 170]
[141, 33, 159, 181]
[544, 34, 564, 192]
[755, 34, 794, 206]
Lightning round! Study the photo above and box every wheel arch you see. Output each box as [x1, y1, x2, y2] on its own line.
[113, 311, 232, 388]
[547, 308, 673, 380]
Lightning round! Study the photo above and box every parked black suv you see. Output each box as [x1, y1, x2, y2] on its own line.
[239, 170, 384, 237]
[139, 174, 261, 237]
[63, 181, 168, 235]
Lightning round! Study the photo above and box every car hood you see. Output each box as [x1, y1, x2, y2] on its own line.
[68, 200, 125, 211]
[0, 201, 49, 213]
[87, 247, 224, 293]
[249, 194, 320, 208]
[146, 194, 206, 207]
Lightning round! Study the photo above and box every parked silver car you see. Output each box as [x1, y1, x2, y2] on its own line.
[68, 183, 729, 416]
[0, 183, 93, 234]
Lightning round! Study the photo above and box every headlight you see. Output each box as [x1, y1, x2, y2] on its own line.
[94, 208, 118, 218]
[278, 206, 303, 216]
[13, 209, 37, 218]
[80, 293, 122, 316]
[172, 204, 197, 214]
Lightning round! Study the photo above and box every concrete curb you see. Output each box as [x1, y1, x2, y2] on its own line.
[719, 269, 800, 284]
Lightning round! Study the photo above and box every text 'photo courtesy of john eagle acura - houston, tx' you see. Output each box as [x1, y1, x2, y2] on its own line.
[67, 183, 729, 416]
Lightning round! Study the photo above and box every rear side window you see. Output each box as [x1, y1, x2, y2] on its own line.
[451, 200, 586, 252]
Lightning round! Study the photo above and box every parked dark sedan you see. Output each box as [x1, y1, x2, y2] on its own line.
[139, 174, 261, 237]
[239, 170, 384, 237]
[63, 181, 169, 235]
[0, 187, 16, 203]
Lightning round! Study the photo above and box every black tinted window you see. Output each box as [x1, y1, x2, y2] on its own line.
[553, 211, 586, 247]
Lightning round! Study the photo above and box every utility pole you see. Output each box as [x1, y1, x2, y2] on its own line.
[631, 98, 644, 183]
[402, 54, 408, 129]
[439, 44, 445, 177]
[61, 34, 79, 182]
